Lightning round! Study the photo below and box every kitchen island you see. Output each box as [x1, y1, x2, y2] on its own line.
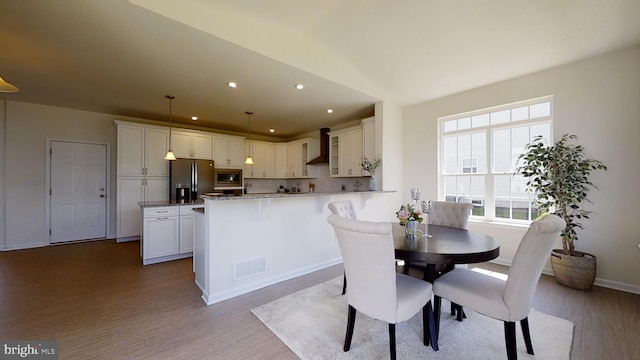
[194, 190, 393, 305]
[138, 200, 204, 265]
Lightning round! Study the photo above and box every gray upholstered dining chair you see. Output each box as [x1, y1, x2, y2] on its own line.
[432, 214, 565, 360]
[420, 201, 474, 319]
[328, 201, 358, 295]
[327, 215, 439, 359]
[427, 200, 473, 229]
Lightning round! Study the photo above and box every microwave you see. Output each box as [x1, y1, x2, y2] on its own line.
[213, 168, 243, 190]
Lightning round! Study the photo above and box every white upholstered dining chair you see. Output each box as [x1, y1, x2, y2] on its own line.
[327, 215, 439, 359]
[432, 214, 565, 360]
[328, 201, 358, 295]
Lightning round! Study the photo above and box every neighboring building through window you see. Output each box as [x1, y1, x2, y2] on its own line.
[438, 96, 553, 222]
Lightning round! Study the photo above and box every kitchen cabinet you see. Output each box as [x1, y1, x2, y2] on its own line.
[115, 121, 170, 241]
[213, 134, 245, 168]
[287, 138, 319, 178]
[275, 143, 289, 178]
[329, 126, 363, 177]
[171, 130, 212, 159]
[244, 140, 276, 178]
[116, 123, 169, 177]
[141, 204, 202, 265]
[143, 207, 180, 261]
[179, 205, 196, 253]
[117, 177, 169, 240]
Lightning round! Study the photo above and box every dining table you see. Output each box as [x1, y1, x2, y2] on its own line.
[391, 223, 500, 283]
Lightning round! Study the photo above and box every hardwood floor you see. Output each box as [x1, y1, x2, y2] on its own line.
[0, 240, 638, 359]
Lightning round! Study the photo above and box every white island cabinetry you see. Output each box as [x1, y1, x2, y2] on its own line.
[141, 203, 203, 265]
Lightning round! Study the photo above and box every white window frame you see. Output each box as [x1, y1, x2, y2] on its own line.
[437, 95, 553, 224]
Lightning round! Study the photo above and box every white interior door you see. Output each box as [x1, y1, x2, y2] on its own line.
[50, 141, 107, 243]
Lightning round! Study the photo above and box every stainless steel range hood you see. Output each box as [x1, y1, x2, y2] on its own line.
[307, 127, 330, 165]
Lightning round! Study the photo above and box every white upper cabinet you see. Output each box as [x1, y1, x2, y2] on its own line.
[171, 130, 212, 159]
[287, 138, 319, 178]
[116, 122, 169, 177]
[329, 126, 363, 177]
[275, 143, 289, 178]
[245, 141, 276, 178]
[213, 134, 245, 168]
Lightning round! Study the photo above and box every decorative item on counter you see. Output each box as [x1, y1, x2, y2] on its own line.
[278, 185, 285, 193]
[341, 184, 346, 191]
[354, 181, 361, 192]
[395, 203, 423, 226]
[360, 155, 381, 191]
[308, 183, 315, 193]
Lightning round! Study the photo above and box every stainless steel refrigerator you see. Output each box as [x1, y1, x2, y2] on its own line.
[170, 159, 215, 201]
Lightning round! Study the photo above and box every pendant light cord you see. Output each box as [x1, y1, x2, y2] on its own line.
[166, 95, 175, 148]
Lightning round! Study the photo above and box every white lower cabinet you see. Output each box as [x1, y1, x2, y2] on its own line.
[142, 205, 202, 265]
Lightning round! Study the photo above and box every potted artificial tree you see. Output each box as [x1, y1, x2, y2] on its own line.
[516, 134, 607, 290]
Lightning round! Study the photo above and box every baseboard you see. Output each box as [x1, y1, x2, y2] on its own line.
[1, 241, 48, 251]
[489, 258, 640, 295]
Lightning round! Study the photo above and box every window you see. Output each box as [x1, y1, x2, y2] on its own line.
[439, 96, 553, 222]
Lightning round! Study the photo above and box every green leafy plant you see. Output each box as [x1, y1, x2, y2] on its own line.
[360, 155, 382, 175]
[516, 134, 607, 256]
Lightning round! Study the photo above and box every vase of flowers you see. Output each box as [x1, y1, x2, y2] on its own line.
[396, 204, 423, 226]
[397, 204, 424, 242]
[360, 155, 382, 191]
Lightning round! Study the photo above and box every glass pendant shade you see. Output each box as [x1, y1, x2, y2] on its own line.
[244, 155, 254, 165]
[164, 150, 177, 161]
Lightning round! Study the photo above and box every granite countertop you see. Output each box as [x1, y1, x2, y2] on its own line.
[201, 190, 394, 201]
[138, 199, 205, 208]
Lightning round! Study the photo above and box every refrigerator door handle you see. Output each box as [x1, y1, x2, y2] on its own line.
[192, 161, 198, 194]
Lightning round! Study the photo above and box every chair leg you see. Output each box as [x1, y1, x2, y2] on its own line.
[452, 303, 467, 321]
[423, 301, 439, 351]
[504, 321, 517, 360]
[344, 305, 356, 352]
[342, 272, 347, 295]
[388, 323, 396, 360]
[520, 317, 534, 355]
[433, 296, 442, 336]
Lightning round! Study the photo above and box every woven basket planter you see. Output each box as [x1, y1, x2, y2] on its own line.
[550, 249, 596, 290]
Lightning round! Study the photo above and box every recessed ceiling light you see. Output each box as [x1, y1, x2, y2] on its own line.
[295, 84, 304, 90]
[191, 116, 198, 121]
[269, 129, 275, 133]
[327, 109, 333, 114]
[228, 82, 237, 88]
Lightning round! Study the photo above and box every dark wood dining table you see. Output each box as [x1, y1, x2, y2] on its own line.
[391, 223, 500, 283]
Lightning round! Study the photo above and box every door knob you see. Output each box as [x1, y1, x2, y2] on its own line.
[100, 195, 105, 198]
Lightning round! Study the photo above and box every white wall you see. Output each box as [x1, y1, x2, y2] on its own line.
[1, 101, 165, 249]
[402, 45, 640, 292]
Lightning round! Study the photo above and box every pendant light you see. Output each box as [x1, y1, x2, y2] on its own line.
[244, 111, 254, 165]
[0, 75, 19, 93]
[164, 95, 177, 161]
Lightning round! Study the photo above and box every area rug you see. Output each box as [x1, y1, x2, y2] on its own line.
[252, 277, 574, 360]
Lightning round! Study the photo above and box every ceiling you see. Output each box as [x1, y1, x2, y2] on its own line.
[1, 0, 639, 139]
